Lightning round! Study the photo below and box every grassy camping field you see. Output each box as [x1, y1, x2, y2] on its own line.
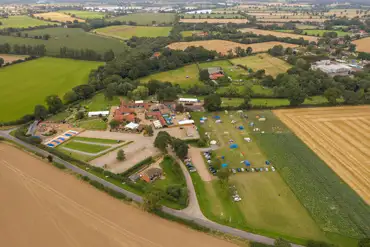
[0, 57, 103, 122]
[0, 15, 55, 29]
[59, 10, 106, 19]
[190, 111, 326, 243]
[230, 53, 291, 77]
[81, 93, 121, 111]
[108, 13, 176, 25]
[94, 25, 172, 39]
[0, 28, 128, 56]
[140, 63, 202, 87]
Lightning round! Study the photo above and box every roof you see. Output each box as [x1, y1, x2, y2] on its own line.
[178, 98, 198, 102]
[145, 168, 162, 177]
[88, 111, 109, 117]
[153, 120, 162, 128]
[178, 119, 195, 125]
[124, 122, 139, 130]
[207, 67, 223, 74]
[209, 73, 224, 80]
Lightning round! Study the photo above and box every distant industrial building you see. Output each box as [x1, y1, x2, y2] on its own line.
[312, 60, 352, 77]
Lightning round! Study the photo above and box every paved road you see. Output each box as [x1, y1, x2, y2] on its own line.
[0, 130, 302, 247]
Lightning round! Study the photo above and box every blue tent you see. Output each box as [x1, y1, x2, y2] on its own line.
[244, 160, 251, 166]
[221, 156, 225, 159]
[222, 163, 228, 168]
[265, 160, 270, 165]
[230, 144, 238, 149]
[214, 116, 221, 119]
[238, 126, 244, 130]
[249, 122, 254, 127]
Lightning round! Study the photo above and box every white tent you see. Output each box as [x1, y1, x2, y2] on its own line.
[178, 98, 198, 103]
[178, 119, 195, 125]
[210, 140, 217, 145]
[135, 100, 144, 104]
[88, 111, 109, 117]
[124, 122, 139, 130]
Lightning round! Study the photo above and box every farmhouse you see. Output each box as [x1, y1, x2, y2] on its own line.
[208, 67, 225, 80]
[140, 167, 163, 183]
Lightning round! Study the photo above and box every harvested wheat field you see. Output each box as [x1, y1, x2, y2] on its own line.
[240, 28, 318, 42]
[0, 143, 237, 247]
[274, 106, 370, 204]
[353, 37, 370, 53]
[34, 12, 85, 23]
[180, 18, 249, 24]
[0, 54, 28, 63]
[168, 40, 297, 55]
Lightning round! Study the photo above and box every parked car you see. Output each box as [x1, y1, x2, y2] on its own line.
[189, 167, 197, 173]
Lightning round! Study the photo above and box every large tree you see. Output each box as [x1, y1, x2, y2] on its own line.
[204, 94, 221, 111]
[154, 131, 172, 152]
[0, 57, 4, 67]
[143, 189, 163, 212]
[324, 87, 342, 105]
[45, 95, 64, 114]
[34, 105, 48, 120]
[172, 138, 189, 160]
[199, 69, 210, 81]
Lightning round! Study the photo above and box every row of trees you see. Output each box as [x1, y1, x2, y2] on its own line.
[154, 131, 189, 160]
[59, 47, 115, 61]
[0, 43, 46, 56]
[33, 95, 64, 120]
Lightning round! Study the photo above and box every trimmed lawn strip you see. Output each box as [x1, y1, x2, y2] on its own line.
[73, 136, 120, 144]
[76, 118, 107, 130]
[63, 141, 110, 153]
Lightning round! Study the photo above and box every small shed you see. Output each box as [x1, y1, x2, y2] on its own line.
[178, 119, 195, 126]
[141, 168, 162, 183]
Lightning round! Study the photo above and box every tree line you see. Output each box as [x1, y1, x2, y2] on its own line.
[0, 43, 46, 56]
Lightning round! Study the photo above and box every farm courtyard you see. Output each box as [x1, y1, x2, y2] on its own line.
[0, 57, 103, 122]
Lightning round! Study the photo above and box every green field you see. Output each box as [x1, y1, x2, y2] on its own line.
[230, 53, 291, 77]
[0, 15, 55, 29]
[63, 141, 109, 153]
[0, 28, 128, 56]
[81, 93, 121, 111]
[140, 63, 202, 88]
[0, 57, 103, 122]
[108, 13, 176, 25]
[190, 111, 326, 243]
[181, 13, 244, 19]
[278, 29, 350, 37]
[76, 118, 107, 130]
[73, 136, 119, 144]
[95, 25, 172, 39]
[199, 59, 249, 80]
[181, 30, 202, 37]
[251, 110, 370, 243]
[295, 24, 318, 29]
[59, 10, 106, 19]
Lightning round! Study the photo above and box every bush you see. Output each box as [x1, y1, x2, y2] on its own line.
[52, 161, 66, 169]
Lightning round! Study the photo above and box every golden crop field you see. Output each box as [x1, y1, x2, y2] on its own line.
[179, 18, 249, 24]
[240, 28, 318, 42]
[34, 12, 85, 23]
[274, 106, 370, 204]
[256, 17, 327, 23]
[167, 40, 297, 55]
[353, 37, 370, 53]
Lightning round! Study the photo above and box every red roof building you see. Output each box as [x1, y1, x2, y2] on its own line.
[209, 73, 225, 80]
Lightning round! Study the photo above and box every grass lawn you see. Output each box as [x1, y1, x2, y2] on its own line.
[140, 63, 202, 88]
[0, 15, 54, 29]
[47, 111, 71, 122]
[190, 111, 326, 243]
[230, 53, 291, 77]
[94, 25, 172, 39]
[154, 156, 186, 190]
[0, 28, 128, 56]
[278, 29, 350, 37]
[181, 30, 202, 37]
[73, 136, 120, 144]
[81, 93, 121, 111]
[108, 13, 176, 25]
[75, 118, 107, 130]
[63, 141, 110, 153]
[59, 10, 106, 19]
[0, 57, 103, 123]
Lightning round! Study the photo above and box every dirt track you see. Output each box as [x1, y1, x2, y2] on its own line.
[274, 106, 370, 204]
[0, 143, 237, 247]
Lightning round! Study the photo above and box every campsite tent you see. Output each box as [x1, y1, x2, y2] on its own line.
[238, 126, 244, 130]
[230, 144, 238, 149]
[125, 122, 139, 130]
[244, 160, 251, 166]
[214, 116, 221, 119]
[265, 160, 271, 165]
[222, 163, 228, 168]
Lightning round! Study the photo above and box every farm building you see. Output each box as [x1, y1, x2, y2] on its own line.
[141, 168, 162, 183]
[88, 111, 109, 117]
[178, 98, 198, 103]
[207, 66, 225, 80]
[312, 60, 352, 76]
